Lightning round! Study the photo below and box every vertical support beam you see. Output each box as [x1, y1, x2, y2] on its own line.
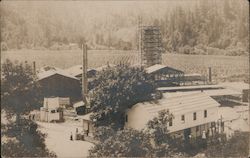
[32, 61, 36, 76]
[208, 67, 212, 83]
[138, 16, 142, 67]
[82, 43, 88, 105]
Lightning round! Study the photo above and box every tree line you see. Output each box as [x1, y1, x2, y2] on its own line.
[1, 0, 248, 55]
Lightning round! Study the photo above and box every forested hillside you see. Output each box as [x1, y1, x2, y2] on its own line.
[0, 0, 248, 56]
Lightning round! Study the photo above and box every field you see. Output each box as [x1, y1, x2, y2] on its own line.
[1, 49, 249, 82]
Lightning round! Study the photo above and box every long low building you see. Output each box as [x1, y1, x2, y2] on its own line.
[125, 92, 222, 139]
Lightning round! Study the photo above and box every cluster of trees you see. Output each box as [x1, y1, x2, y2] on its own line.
[89, 64, 159, 129]
[1, 60, 55, 157]
[89, 110, 184, 157]
[160, 0, 248, 56]
[88, 64, 249, 157]
[1, 0, 248, 55]
[88, 65, 182, 157]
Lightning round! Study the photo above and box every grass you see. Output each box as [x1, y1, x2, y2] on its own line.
[1, 49, 249, 82]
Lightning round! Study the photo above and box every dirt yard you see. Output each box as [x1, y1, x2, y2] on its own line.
[37, 120, 94, 158]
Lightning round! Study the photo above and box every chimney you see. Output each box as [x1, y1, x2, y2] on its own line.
[82, 44, 88, 103]
[208, 67, 212, 83]
[33, 61, 36, 75]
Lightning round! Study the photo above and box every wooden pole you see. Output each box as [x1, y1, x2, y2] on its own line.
[82, 44, 88, 106]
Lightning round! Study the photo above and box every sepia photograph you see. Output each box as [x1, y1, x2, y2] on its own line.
[1, 0, 249, 157]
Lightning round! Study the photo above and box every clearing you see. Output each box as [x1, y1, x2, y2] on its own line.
[37, 120, 94, 158]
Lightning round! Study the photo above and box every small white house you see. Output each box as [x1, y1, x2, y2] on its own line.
[125, 92, 222, 139]
[40, 97, 70, 122]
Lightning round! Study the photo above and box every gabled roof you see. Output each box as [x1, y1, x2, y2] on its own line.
[73, 101, 85, 108]
[146, 64, 184, 74]
[77, 112, 93, 121]
[65, 65, 96, 77]
[132, 92, 220, 116]
[37, 68, 79, 81]
[95, 64, 116, 72]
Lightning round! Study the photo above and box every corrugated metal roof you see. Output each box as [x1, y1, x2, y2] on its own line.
[133, 92, 220, 116]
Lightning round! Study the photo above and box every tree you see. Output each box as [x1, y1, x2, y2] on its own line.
[89, 128, 153, 157]
[1, 59, 55, 157]
[89, 64, 158, 129]
[206, 132, 249, 157]
[146, 109, 179, 157]
[1, 59, 42, 119]
[1, 118, 56, 157]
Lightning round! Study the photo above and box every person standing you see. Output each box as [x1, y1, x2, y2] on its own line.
[70, 132, 73, 141]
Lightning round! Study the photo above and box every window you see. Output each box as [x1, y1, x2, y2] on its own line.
[169, 118, 173, 126]
[51, 110, 56, 113]
[181, 115, 185, 122]
[193, 112, 197, 120]
[204, 110, 207, 118]
[125, 115, 128, 122]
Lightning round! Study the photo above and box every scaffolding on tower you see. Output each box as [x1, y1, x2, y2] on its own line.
[139, 25, 164, 67]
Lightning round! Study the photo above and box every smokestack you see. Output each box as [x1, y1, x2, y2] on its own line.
[82, 43, 88, 102]
[208, 67, 212, 83]
[33, 61, 36, 75]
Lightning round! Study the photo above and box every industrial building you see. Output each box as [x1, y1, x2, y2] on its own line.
[125, 92, 222, 140]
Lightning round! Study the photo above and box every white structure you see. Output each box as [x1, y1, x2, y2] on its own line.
[125, 92, 221, 139]
[43, 97, 70, 109]
[40, 97, 69, 122]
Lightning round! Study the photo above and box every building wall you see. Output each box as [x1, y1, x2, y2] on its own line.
[168, 107, 219, 133]
[125, 106, 219, 133]
[39, 74, 82, 102]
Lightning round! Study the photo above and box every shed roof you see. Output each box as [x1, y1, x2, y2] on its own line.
[157, 85, 223, 91]
[77, 112, 93, 121]
[95, 64, 116, 71]
[37, 69, 79, 81]
[132, 92, 220, 116]
[73, 101, 85, 108]
[65, 65, 96, 77]
[219, 82, 249, 92]
[146, 64, 184, 74]
[163, 88, 241, 97]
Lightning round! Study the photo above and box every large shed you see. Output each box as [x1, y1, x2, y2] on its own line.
[37, 68, 82, 102]
[146, 64, 184, 86]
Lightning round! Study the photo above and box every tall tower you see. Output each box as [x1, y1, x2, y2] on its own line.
[141, 26, 164, 67]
